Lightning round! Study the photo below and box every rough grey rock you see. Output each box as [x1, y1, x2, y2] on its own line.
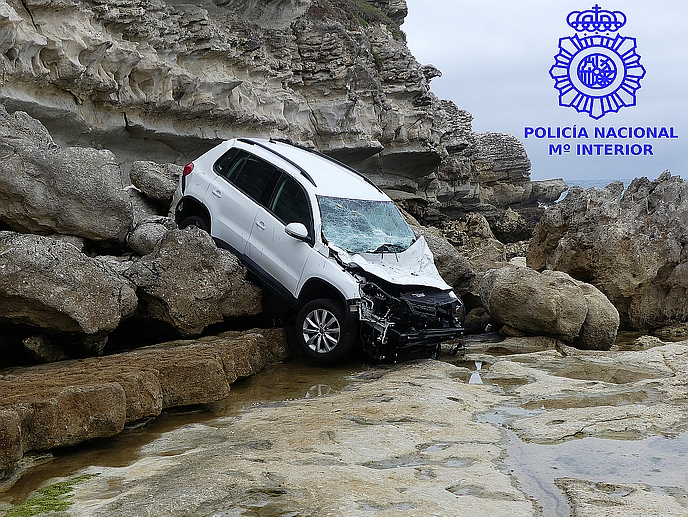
[368, 0, 408, 24]
[527, 172, 688, 331]
[653, 322, 688, 342]
[529, 179, 567, 204]
[126, 216, 176, 256]
[128, 186, 167, 224]
[477, 266, 618, 349]
[440, 213, 509, 276]
[556, 478, 688, 517]
[0, 231, 138, 336]
[21, 335, 67, 363]
[129, 161, 183, 203]
[124, 227, 262, 336]
[492, 207, 532, 243]
[0, 106, 134, 243]
[470, 132, 532, 206]
[463, 307, 493, 334]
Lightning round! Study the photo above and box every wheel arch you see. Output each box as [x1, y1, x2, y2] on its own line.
[175, 196, 211, 227]
[297, 278, 349, 312]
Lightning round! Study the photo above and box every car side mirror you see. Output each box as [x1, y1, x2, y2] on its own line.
[285, 222, 310, 242]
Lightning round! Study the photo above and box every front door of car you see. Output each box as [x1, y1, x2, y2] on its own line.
[204, 150, 278, 256]
[246, 174, 314, 297]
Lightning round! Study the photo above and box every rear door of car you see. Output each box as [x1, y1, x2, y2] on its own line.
[204, 149, 280, 256]
[246, 173, 314, 298]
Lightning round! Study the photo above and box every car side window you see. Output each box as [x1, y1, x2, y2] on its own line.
[214, 148, 244, 178]
[269, 175, 312, 233]
[232, 156, 278, 203]
[214, 149, 278, 203]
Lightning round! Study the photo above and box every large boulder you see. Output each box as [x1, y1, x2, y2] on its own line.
[477, 266, 618, 350]
[527, 172, 688, 331]
[574, 280, 621, 350]
[124, 227, 262, 336]
[129, 161, 183, 204]
[0, 231, 138, 337]
[126, 216, 177, 256]
[0, 106, 134, 242]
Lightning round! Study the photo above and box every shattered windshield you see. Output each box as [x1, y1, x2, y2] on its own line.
[317, 196, 415, 254]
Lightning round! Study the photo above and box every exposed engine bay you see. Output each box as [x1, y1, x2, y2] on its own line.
[354, 274, 465, 362]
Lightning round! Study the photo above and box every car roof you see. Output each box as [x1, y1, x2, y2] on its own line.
[233, 138, 390, 201]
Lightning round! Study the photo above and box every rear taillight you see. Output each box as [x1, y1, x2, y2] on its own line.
[183, 163, 194, 176]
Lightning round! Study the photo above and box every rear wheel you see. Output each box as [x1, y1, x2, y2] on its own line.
[179, 215, 210, 233]
[296, 298, 356, 363]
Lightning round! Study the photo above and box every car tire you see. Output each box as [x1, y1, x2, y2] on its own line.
[179, 215, 210, 233]
[296, 298, 356, 363]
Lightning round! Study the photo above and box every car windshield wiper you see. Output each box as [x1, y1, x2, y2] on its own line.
[368, 243, 407, 253]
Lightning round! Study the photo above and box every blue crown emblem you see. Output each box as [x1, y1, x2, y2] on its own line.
[567, 4, 626, 32]
[550, 5, 645, 119]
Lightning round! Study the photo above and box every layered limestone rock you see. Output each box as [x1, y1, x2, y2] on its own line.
[0, 0, 560, 217]
[4, 338, 688, 516]
[0, 328, 289, 472]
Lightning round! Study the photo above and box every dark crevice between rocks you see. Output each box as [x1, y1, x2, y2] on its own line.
[19, 0, 38, 31]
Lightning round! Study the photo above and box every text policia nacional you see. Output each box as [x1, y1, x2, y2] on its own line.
[524, 126, 679, 156]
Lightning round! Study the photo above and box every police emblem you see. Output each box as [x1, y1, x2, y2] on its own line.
[549, 4, 646, 119]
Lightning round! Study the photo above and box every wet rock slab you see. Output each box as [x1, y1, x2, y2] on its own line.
[3, 337, 688, 517]
[28, 361, 538, 517]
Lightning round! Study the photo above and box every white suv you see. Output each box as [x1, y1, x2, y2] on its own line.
[174, 138, 464, 363]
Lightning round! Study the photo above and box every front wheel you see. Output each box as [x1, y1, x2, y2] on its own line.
[296, 298, 356, 363]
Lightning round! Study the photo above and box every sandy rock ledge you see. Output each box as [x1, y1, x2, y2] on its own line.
[0, 328, 288, 474]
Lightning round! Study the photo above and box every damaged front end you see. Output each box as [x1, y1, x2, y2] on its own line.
[325, 235, 465, 363]
[354, 277, 465, 363]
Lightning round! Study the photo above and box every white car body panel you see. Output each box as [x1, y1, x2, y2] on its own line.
[335, 237, 451, 291]
[247, 205, 311, 295]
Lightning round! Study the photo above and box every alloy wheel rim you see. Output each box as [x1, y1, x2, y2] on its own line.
[303, 309, 341, 353]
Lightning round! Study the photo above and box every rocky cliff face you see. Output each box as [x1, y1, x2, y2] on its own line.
[0, 0, 561, 218]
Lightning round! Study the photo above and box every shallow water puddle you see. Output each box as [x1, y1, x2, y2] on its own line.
[0, 358, 363, 507]
[504, 424, 688, 516]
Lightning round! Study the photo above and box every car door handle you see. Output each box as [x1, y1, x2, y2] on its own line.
[255, 220, 266, 230]
[212, 189, 222, 198]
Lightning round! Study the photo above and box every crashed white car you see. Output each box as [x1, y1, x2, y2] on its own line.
[174, 137, 464, 363]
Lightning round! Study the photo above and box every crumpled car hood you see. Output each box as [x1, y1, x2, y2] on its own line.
[335, 236, 451, 290]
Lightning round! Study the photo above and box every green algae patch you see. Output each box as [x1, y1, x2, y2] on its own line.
[5, 474, 98, 517]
